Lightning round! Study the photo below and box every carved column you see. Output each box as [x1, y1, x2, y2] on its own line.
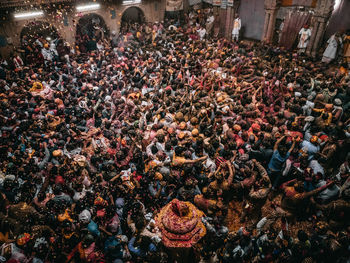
[266, 9, 278, 43]
[224, 0, 240, 40]
[306, 20, 319, 55]
[219, 8, 227, 37]
[311, 17, 327, 56]
[183, 0, 190, 13]
[306, 0, 334, 57]
[213, 6, 220, 37]
[262, 12, 270, 42]
[225, 6, 233, 39]
[262, 0, 280, 43]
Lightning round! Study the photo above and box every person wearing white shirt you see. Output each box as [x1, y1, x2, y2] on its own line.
[206, 14, 215, 36]
[298, 25, 312, 53]
[97, 40, 104, 52]
[41, 44, 53, 62]
[322, 33, 343, 64]
[197, 27, 206, 41]
[232, 15, 241, 42]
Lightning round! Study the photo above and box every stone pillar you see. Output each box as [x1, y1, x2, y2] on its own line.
[262, 11, 270, 42]
[311, 18, 327, 57]
[183, 0, 190, 13]
[306, 20, 319, 55]
[213, 6, 220, 38]
[306, 0, 334, 57]
[266, 9, 277, 43]
[225, 6, 233, 39]
[224, 0, 240, 40]
[213, 6, 220, 16]
[262, 0, 280, 43]
[232, 0, 241, 39]
[219, 8, 227, 38]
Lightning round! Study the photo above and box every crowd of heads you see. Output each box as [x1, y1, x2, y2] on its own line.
[0, 8, 349, 263]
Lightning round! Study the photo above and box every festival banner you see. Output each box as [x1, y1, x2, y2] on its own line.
[227, 0, 234, 7]
[166, 0, 184, 11]
[281, 0, 317, 7]
[220, 0, 227, 9]
[212, 0, 221, 7]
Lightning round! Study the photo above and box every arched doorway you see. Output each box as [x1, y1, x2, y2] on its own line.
[20, 21, 58, 44]
[121, 7, 145, 29]
[76, 13, 109, 41]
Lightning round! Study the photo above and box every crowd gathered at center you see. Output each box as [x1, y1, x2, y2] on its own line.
[0, 8, 349, 263]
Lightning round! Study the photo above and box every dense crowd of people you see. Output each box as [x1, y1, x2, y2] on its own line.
[0, 8, 349, 263]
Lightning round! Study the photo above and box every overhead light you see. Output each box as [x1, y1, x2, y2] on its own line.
[334, 0, 341, 10]
[14, 11, 44, 19]
[122, 0, 141, 5]
[76, 3, 101, 11]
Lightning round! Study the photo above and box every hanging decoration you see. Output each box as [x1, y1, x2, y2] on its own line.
[110, 9, 116, 19]
[166, 0, 184, 11]
[212, 0, 221, 7]
[0, 36, 7, 47]
[281, 0, 318, 7]
[63, 15, 69, 26]
[220, 0, 227, 9]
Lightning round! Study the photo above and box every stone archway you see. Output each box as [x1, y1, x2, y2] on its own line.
[20, 21, 58, 44]
[121, 6, 146, 27]
[76, 13, 109, 41]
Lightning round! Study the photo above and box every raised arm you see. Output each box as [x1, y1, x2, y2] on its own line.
[110, 172, 122, 182]
[288, 139, 296, 153]
[281, 178, 297, 190]
[300, 181, 335, 199]
[274, 135, 286, 151]
[227, 161, 235, 185]
[183, 155, 208, 165]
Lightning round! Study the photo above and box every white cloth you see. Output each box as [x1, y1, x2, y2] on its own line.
[79, 209, 92, 223]
[42, 48, 53, 61]
[309, 160, 325, 177]
[316, 180, 339, 202]
[302, 100, 314, 116]
[198, 28, 206, 40]
[13, 56, 23, 69]
[97, 43, 104, 51]
[50, 43, 58, 56]
[207, 15, 214, 24]
[232, 18, 241, 35]
[323, 34, 342, 60]
[298, 28, 312, 49]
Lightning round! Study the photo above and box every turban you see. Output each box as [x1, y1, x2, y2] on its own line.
[251, 123, 261, 131]
[155, 172, 163, 181]
[190, 117, 198, 125]
[79, 209, 91, 224]
[178, 132, 185, 139]
[17, 233, 31, 246]
[334, 98, 342, 106]
[233, 124, 241, 132]
[192, 129, 199, 137]
[52, 150, 62, 157]
[179, 122, 186, 130]
[94, 196, 108, 207]
[325, 104, 333, 110]
[310, 136, 318, 144]
[305, 116, 314, 122]
[55, 175, 65, 185]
